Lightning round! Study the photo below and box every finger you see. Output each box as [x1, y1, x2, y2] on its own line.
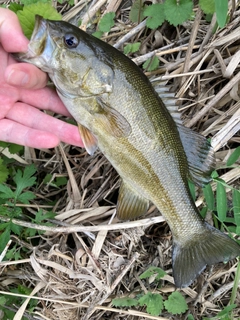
[0, 8, 28, 52]
[0, 119, 60, 148]
[19, 86, 74, 117]
[5, 63, 48, 88]
[6, 102, 84, 147]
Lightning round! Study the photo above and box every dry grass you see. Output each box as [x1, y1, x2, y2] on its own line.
[0, 1, 240, 319]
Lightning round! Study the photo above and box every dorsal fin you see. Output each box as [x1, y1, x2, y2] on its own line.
[152, 81, 215, 185]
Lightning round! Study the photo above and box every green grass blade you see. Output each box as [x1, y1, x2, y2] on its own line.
[215, 0, 228, 28]
[216, 182, 227, 222]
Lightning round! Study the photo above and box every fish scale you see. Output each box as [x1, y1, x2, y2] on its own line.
[15, 15, 240, 288]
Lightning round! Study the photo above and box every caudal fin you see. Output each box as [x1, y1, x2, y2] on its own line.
[172, 222, 240, 288]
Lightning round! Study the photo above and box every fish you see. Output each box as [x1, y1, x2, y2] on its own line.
[15, 15, 240, 288]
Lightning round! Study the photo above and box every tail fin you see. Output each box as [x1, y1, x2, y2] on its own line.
[172, 222, 240, 288]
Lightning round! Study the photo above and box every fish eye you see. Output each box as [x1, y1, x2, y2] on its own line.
[64, 34, 78, 48]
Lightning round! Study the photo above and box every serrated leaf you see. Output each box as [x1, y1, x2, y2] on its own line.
[143, 3, 165, 29]
[10, 222, 22, 236]
[227, 147, 240, 166]
[215, 0, 228, 28]
[112, 297, 139, 307]
[13, 164, 36, 199]
[203, 183, 214, 210]
[17, 3, 61, 39]
[99, 12, 115, 33]
[216, 182, 227, 222]
[129, 0, 146, 23]
[18, 191, 35, 204]
[0, 184, 15, 199]
[199, 0, 215, 14]
[139, 292, 163, 316]
[164, 0, 193, 27]
[233, 189, 240, 226]
[143, 56, 159, 71]
[8, 2, 23, 13]
[140, 266, 166, 280]
[164, 291, 188, 314]
[124, 42, 141, 55]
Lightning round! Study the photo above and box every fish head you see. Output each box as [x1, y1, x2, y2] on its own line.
[15, 15, 114, 98]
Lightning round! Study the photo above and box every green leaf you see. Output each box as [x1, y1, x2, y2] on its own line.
[233, 189, 240, 226]
[99, 12, 115, 33]
[20, 0, 50, 4]
[203, 183, 214, 210]
[124, 42, 141, 55]
[8, 2, 23, 13]
[129, 0, 146, 23]
[164, 0, 193, 27]
[143, 56, 159, 71]
[215, 0, 228, 28]
[188, 180, 196, 201]
[8, 143, 24, 154]
[216, 182, 227, 222]
[139, 292, 163, 316]
[18, 191, 35, 204]
[140, 266, 166, 280]
[112, 297, 139, 307]
[0, 158, 9, 184]
[13, 164, 36, 199]
[217, 304, 237, 317]
[17, 3, 62, 39]
[34, 209, 55, 223]
[10, 222, 22, 236]
[0, 296, 7, 306]
[0, 224, 11, 253]
[164, 291, 188, 314]
[0, 184, 15, 199]
[227, 147, 240, 166]
[92, 31, 104, 39]
[143, 3, 165, 29]
[199, 0, 215, 14]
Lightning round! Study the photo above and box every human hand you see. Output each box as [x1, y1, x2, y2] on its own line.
[0, 8, 84, 149]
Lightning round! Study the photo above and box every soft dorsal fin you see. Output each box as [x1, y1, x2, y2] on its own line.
[117, 180, 149, 220]
[177, 124, 215, 186]
[152, 81, 215, 185]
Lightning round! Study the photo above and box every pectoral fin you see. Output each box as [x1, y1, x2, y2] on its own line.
[93, 97, 132, 138]
[78, 123, 98, 155]
[117, 181, 149, 220]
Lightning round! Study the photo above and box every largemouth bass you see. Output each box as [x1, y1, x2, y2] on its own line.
[16, 16, 240, 288]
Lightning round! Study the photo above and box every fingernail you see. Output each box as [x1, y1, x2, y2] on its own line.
[6, 69, 29, 86]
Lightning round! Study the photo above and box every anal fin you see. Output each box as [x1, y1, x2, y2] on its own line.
[78, 123, 98, 155]
[117, 181, 149, 220]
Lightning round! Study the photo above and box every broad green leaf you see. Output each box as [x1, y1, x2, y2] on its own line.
[215, 0, 228, 28]
[10, 222, 22, 236]
[17, 3, 61, 39]
[139, 292, 163, 316]
[99, 12, 115, 33]
[164, 0, 193, 27]
[143, 3, 165, 29]
[199, 0, 215, 14]
[92, 31, 103, 39]
[216, 182, 227, 222]
[143, 56, 159, 71]
[0, 296, 7, 306]
[226, 147, 240, 166]
[124, 42, 141, 55]
[203, 183, 214, 210]
[20, 0, 49, 4]
[18, 191, 35, 204]
[164, 291, 188, 314]
[8, 143, 24, 154]
[112, 297, 139, 307]
[140, 266, 166, 280]
[129, 0, 146, 23]
[233, 189, 240, 226]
